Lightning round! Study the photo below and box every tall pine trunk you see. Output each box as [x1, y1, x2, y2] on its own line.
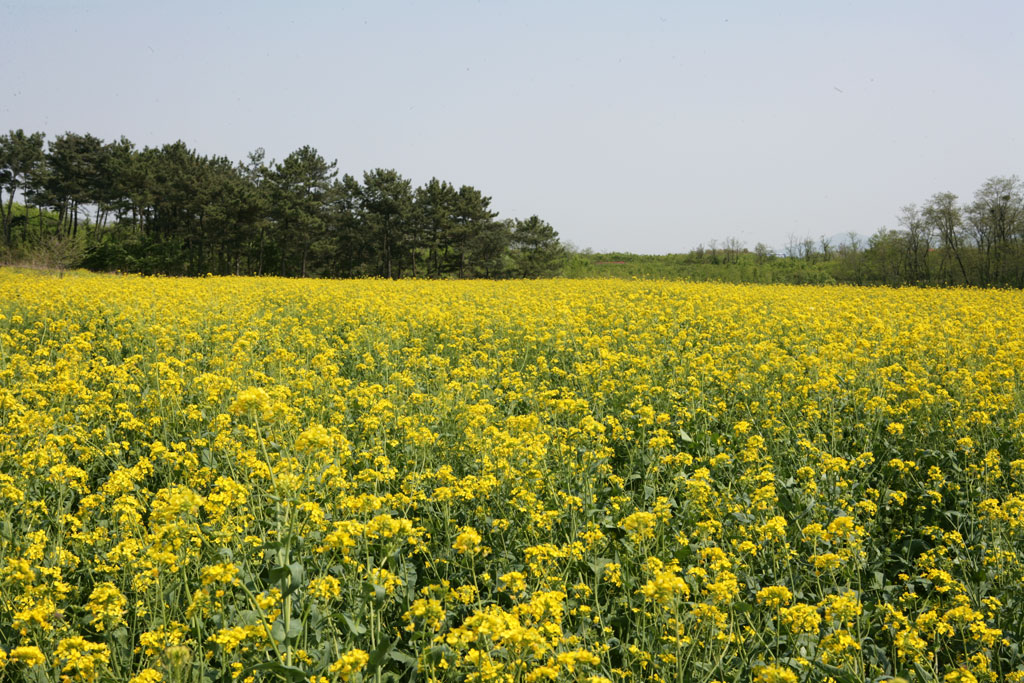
[1, 192, 14, 247]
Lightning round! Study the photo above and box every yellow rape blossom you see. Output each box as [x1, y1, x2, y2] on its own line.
[329, 649, 369, 681]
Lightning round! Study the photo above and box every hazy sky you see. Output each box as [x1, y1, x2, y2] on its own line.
[4, 1, 1022, 253]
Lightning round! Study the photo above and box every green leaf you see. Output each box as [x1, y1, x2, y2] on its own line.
[672, 545, 695, 565]
[287, 619, 302, 639]
[810, 660, 860, 683]
[261, 540, 287, 553]
[423, 645, 449, 666]
[588, 557, 613, 578]
[341, 613, 367, 635]
[238, 661, 307, 682]
[264, 562, 305, 598]
[289, 561, 305, 586]
[271, 617, 303, 642]
[364, 582, 387, 606]
[389, 649, 418, 668]
[267, 565, 291, 585]
[730, 601, 754, 614]
[110, 626, 130, 648]
[403, 564, 418, 602]
[238, 609, 262, 625]
[602, 523, 626, 540]
[912, 661, 937, 682]
[366, 638, 397, 674]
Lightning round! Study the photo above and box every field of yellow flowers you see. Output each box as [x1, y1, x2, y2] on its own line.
[1, 269, 1022, 683]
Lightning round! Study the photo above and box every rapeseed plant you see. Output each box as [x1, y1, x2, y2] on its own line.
[0, 270, 1022, 680]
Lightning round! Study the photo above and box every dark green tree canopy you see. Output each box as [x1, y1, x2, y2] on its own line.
[510, 215, 567, 277]
[1, 129, 567, 278]
[0, 129, 46, 246]
[359, 168, 414, 279]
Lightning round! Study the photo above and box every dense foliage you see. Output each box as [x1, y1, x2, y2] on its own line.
[2, 270, 1023, 682]
[566, 177, 1024, 288]
[0, 131, 565, 278]
[3, 130, 1022, 288]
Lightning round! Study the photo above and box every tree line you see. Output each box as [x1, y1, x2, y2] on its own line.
[676, 175, 1024, 287]
[848, 177, 1024, 287]
[0, 129, 566, 278]
[3, 128, 1021, 287]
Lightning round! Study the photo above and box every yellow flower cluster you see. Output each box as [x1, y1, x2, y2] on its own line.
[1, 269, 1023, 681]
